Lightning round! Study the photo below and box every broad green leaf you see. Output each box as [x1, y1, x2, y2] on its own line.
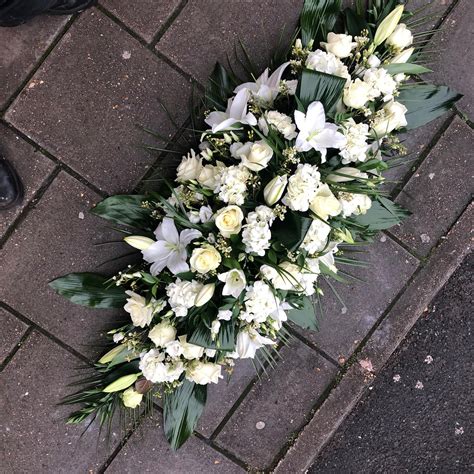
[205, 62, 238, 111]
[189, 321, 235, 351]
[383, 63, 432, 75]
[272, 210, 313, 252]
[397, 84, 462, 130]
[351, 198, 410, 231]
[287, 295, 318, 330]
[297, 69, 346, 113]
[344, 7, 367, 37]
[49, 273, 127, 308]
[300, 0, 342, 46]
[91, 195, 152, 230]
[163, 380, 207, 450]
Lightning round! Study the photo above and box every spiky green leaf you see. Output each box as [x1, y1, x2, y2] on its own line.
[300, 0, 342, 46]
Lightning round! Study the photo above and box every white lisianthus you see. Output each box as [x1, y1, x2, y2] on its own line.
[176, 150, 203, 182]
[211, 319, 221, 339]
[197, 161, 225, 190]
[217, 309, 233, 321]
[301, 219, 332, 254]
[343, 79, 372, 109]
[306, 50, 350, 82]
[139, 349, 184, 383]
[124, 291, 161, 328]
[178, 335, 204, 360]
[218, 269, 246, 298]
[282, 163, 321, 212]
[339, 192, 372, 217]
[195, 283, 216, 307]
[263, 174, 288, 206]
[186, 362, 223, 385]
[215, 164, 251, 205]
[340, 119, 370, 164]
[309, 183, 342, 219]
[165, 339, 184, 358]
[371, 101, 408, 137]
[148, 320, 176, 347]
[234, 140, 274, 172]
[166, 279, 203, 317]
[391, 47, 414, 64]
[187, 210, 200, 224]
[190, 245, 222, 274]
[258, 111, 297, 140]
[198, 205, 213, 223]
[236, 328, 275, 359]
[122, 387, 143, 408]
[320, 32, 357, 58]
[215, 205, 244, 237]
[386, 23, 413, 50]
[366, 54, 381, 68]
[363, 67, 397, 102]
[239, 280, 279, 323]
[241, 206, 274, 256]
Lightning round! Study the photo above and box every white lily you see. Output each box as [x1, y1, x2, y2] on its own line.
[234, 62, 290, 106]
[236, 328, 275, 359]
[142, 217, 201, 275]
[218, 268, 246, 298]
[294, 101, 347, 161]
[205, 89, 257, 133]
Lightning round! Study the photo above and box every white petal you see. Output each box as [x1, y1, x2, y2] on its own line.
[229, 89, 249, 119]
[161, 217, 179, 244]
[242, 112, 257, 126]
[179, 228, 202, 246]
[234, 82, 259, 94]
[213, 117, 239, 133]
[167, 250, 189, 275]
[295, 131, 312, 152]
[150, 260, 167, 276]
[306, 101, 326, 130]
[142, 240, 172, 263]
[294, 109, 307, 132]
[316, 128, 347, 149]
[205, 111, 228, 128]
[266, 62, 289, 89]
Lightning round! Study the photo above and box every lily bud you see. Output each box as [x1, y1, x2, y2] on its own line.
[391, 47, 414, 64]
[124, 235, 154, 251]
[373, 5, 404, 46]
[103, 373, 140, 393]
[99, 344, 127, 364]
[122, 387, 143, 408]
[326, 167, 363, 183]
[263, 175, 288, 206]
[195, 283, 215, 307]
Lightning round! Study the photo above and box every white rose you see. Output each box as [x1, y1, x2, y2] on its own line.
[218, 269, 246, 298]
[282, 163, 321, 212]
[122, 387, 143, 408]
[236, 140, 274, 172]
[391, 47, 414, 64]
[264, 174, 288, 206]
[320, 32, 356, 58]
[386, 23, 413, 50]
[371, 101, 408, 137]
[197, 161, 224, 190]
[186, 362, 223, 385]
[176, 150, 203, 182]
[195, 283, 216, 307]
[190, 245, 222, 274]
[148, 320, 176, 347]
[178, 335, 204, 360]
[310, 183, 342, 219]
[124, 291, 154, 328]
[215, 205, 244, 237]
[343, 79, 372, 109]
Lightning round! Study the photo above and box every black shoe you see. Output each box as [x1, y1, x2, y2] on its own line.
[0, 156, 23, 210]
[47, 0, 97, 15]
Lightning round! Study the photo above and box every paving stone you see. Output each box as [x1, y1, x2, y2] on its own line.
[0, 123, 55, 239]
[0, 307, 29, 364]
[0, 171, 132, 359]
[296, 236, 419, 362]
[392, 116, 473, 256]
[106, 414, 244, 474]
[214, 339, 338, 470]
[198, 358, 255, 438]
[0, 330, 121, 472]
[100, 0, 181, 43]
[5, 9, 192, 194]
[0, 14, 68, 110]
[156, 0, 303, 83]
[426, 0, 474, 118]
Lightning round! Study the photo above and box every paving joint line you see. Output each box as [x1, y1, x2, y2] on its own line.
[0, 14, 78, 117]
[382, 229, 424, 262]
[149, 0, 189, 48]
[0, 326, 34, 373]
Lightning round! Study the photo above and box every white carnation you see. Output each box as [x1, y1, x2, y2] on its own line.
[239, 280, 279, 324]
[166, 278, 203, 317]
[340, 119, 370, 164]
[139, 349, 184, 383]
[241, 205, 274, 256]
[339, 192, 372, 217]
[306, 50, 350, 83]
[258, 111, 297, 140]
[363, 67, 397, 102]
[282, 163, 321, 212]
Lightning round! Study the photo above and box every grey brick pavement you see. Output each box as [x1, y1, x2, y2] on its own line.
[0, 1, 471, 472]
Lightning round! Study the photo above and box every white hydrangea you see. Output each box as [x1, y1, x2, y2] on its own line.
[301, 219, 332, 254]
[282, 163, 321, 212]
[241, 205, 274, 256]
[339, 193, 372, 217]
[363, 67, 397, 102]
[340, 119, 371, 164]
[166, 278, 203, 317]
[306, 49, 351, 83]
[215, 164, 251, 205]
[239, 280, 280, 324]
[139, 349, 184, 383]
[258, 110, 297, 140]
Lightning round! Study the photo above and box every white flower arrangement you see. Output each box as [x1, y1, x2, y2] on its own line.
[50, 0, 461, 450]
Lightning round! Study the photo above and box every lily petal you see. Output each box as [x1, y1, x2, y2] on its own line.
[229, 89, 250, 119]
[306, 101, 326, 131]
[179, 228, 202, 246]
[167, 250, 189, 275]
[161, 217, 179, 244]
